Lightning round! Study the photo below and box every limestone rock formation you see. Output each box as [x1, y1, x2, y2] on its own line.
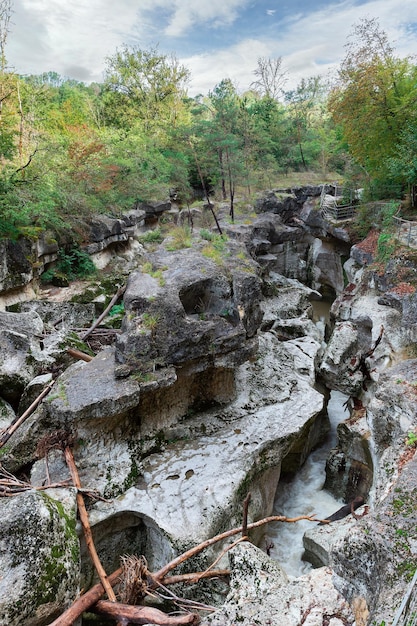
[200, 542, 355, 626]
[0, 489, 79, 626]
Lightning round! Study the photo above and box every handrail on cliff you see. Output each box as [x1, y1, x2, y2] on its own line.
[392, 568, 417, 626]
[319, 183, 357, 221]
[393, 215, 417, 248]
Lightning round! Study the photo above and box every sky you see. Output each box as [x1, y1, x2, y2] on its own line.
[5, 0, 417, 96]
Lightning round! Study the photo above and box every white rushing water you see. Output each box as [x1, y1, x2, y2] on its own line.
[266, 390, 349, 578]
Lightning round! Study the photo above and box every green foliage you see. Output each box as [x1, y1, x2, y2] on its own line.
[0, 35, 415, 246]
[406, 431, 417, 447]
[377, 233, 396, 262]
[329, 18, 417, 199]
[141, 261, 166, 286]
[141, 312, 159, 330]
[41, 247, 96, 284]
[381, 201, 401, 229]
[109, 302, 125, 317]
[165, 225, 192, 250]
[201, 233, 229, 264]
[200, 228, 215, 241]
[139, 228, 164, 244]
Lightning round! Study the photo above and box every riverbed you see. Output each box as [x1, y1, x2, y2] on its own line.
[266, 390, 348, 577]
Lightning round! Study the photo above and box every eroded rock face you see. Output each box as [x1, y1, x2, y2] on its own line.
[115, 248, 263, 377]
[317, 253, 417, 625]
[0, 239, 327, 620]
[76, 330, 324, 581]
[0, 489, 79, 626]
[0, 238, 34, 294]
[248, 194, 348, 294]
[331, 454, 417, 625]
[0, 310, 47, 404]
[318, 317, 373, 395]
[201, 542, 355, 626]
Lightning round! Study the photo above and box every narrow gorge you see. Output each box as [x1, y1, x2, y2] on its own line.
[1, 185, 416, 626]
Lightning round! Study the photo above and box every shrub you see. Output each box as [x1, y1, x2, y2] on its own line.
[41, 247, 96, 284]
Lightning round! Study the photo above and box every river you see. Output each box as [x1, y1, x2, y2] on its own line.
[266, 390, 349, 578]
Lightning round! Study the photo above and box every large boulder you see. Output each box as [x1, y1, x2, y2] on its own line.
[0, 238, 34, 294]
[0, 489, 79, 626]
[0, 310, 48, 404]
[318, 317, 373, 395]
[115, 247, 263, 377]
[200, 542, 355, 626]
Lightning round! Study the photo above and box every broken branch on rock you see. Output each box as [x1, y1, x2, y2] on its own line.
[49, 511, 324, 624]
[66, 347, 94, 362]
[153, 513, 320, 581]
[81, 285, 126, 341]
[48, 568, 123, 626]
[92, 600, 199, 625]
[0, 379, 55, 449]
[63, 445, 117, 603]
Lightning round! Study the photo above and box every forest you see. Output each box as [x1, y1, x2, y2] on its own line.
[1, 10, 417, 244]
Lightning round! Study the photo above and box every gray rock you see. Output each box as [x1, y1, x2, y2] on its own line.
[44, 347, 142, 424]
[0, 489, 79, 626]
[0, 310, 46, 403]
[303, 507, 367, 568]
[0, 238, 34, 294]
[15, 300, 96, 329]
[0, 397, 15, 430]
[115, 248, 263, 376]
[201, 543, 354, 626]
[319, 318, 373, 395]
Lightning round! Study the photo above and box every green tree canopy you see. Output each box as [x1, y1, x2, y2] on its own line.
[328, 17, 417, 196]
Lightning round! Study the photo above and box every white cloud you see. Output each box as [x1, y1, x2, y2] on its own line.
[8, 0, 140, 80]
[5, 0, 417, 92]
[184, 38, 272, 95]
[184, 0, 417, 95]
[133, 0, 250, 37]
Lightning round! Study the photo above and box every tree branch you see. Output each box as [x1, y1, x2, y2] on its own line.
[63, 446, 117, 603]
[92, 600, 199, 625]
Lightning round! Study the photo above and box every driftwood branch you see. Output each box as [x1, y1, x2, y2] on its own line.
[66, 348, 94, 362]
[160, 569, 230, 586]
[63, 446, 117, 603]
[48, 513, 321, 624]
[153, 513, 319, 581]
[81, 285, 125, 341]
[92, 600, 199, 625]
[0, 379, 55, 449]
[48, 568, 123, 626]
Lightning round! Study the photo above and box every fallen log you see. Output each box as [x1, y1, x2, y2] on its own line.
[63, 446, 117, 603]
[66, 348, 94, 362]
[92, 600, 199, 625]
[318, 496, 365, 525]
[48, 568, 123, 626]
[49, 513, 323, 624]
[0, 379, 55, 449]
[81, 285, 125, 341]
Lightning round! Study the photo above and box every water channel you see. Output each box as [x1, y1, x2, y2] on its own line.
[265, 296, 349, 578]
[266, 390, 349, 577]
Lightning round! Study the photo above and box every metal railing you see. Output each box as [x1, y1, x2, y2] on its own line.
[320, 184, 356, 221]
[392, 569, 417, 626]
[393, 216, 417, 248]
